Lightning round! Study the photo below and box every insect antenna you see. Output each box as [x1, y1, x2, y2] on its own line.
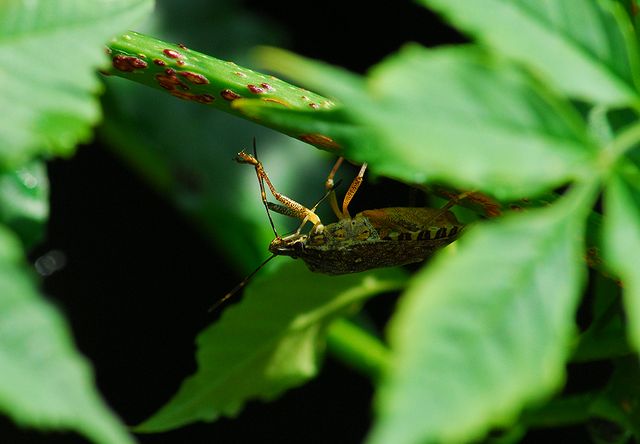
[313, 178, 342, 211]
[291, 178, 343, 235]
[209, 253, 278, 312]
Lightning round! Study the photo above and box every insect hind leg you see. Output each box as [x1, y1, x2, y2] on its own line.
[341, 162, 368, 219]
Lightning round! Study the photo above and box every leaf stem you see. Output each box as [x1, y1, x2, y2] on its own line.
[326, 318, 390, 382]
[603, 121, 640, 166]
[105, 31, 343, 153]
[572, 329, 633, 362]
[522, 393, 595, 428]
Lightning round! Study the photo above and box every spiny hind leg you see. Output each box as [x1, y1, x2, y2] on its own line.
[341, 162, 367, 219]
[324, 157, 368, 220]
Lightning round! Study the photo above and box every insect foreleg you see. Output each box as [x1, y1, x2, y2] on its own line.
[236, 150, 322, 228]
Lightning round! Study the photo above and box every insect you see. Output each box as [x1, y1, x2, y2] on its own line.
[235, 149, 464, 275]
[213, 145, 464, 309]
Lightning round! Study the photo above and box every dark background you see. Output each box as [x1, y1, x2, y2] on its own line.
[3, 1, 599, 442]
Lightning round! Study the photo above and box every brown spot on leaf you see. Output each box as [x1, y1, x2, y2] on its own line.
[178, 71, 209, 84]
[112, 54, 148, 72]
[220, 89, 241, 101]
[156, 72, 187, 91]
[247, 84, 266, 94]
[170, 90, 215, 104]
[163, 49, 183, 59]
[299, 134, 341, 150]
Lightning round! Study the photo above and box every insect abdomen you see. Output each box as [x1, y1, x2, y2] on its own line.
[300, 235, 458, 274]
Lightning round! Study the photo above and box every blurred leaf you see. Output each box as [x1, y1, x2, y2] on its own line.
[591, 357, 640, 441]
[0, 161, 48, 249]
[260, 45, 597, 199]
[0, 0, 153, 170]
[419, 0, 640, 107]
[603, 165, 640, 351]
[368, 184, 595, 444]
[136, 260, 406, 432]
[232, 99, 363, 150]
[0, 224, 133, 444]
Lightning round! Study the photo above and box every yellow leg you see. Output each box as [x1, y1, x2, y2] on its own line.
[341, 163, 367, 219]
[236, 150, 322, 230]
[325, 157, 344, 220]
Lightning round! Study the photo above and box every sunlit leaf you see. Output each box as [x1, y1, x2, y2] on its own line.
[419, 0, 640, 107]
[260, 46, 597, 199]
[137, 260, 406, 432]
[0, 0, 153, 169]
[369, 185, 595, 444]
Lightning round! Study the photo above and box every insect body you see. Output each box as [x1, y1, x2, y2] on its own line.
[269, 207, 462, 274]
[237, 148, 463, 275]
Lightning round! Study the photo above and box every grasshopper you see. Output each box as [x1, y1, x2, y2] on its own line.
[235, 149, 463, 275]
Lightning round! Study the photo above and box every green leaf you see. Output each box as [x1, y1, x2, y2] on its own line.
[259, 45, 597, 199]
[591, 357, 640, 441]
[231, 98, 364, 149]
[0, 161, 48, 249]
[0, 224, 133, 444]
[369, 184, 595, 444]
[361, 45, 597, 199]
[419, 0, 640, 107]
[603, 166, 640, 351]
[137, 260, 406, 432]
[0, 0, 153, 169]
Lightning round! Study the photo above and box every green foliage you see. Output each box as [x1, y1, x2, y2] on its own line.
[107, 31, 333, 142]
[0, 225, 134, 444]
[136, 261, 406, 432]
[369, 184, 594, 443]
[0, 161, 48, 248]
[603, 167, 640, 350]
[0, 0, 152, 170]
[259, 45, 598, 199]
[245, 1, 640, 442]
[418, 0, 640, 107]
[5, 0, 640, 443]
[0, 0, 153, 441]
[592, 357, 640, 440]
